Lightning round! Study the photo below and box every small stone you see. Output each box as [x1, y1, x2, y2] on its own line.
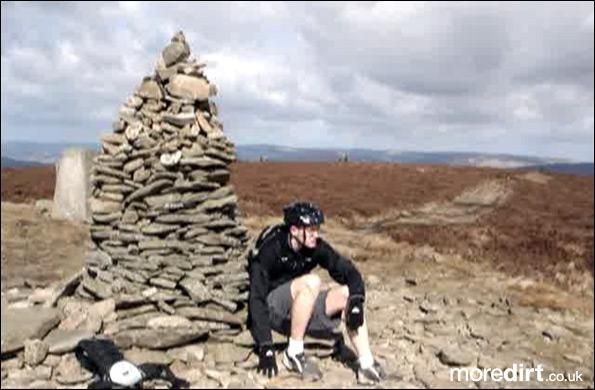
[161, 41, 190, 67]
[367, 275, 381, 287]
[126, 95, 144, 109]
[160, 150, 182, 167]
[137, 79, 163, 100]
[419, 302, 439, 314]
[24, 339, 49, 366]
[562, 354, 583, 364]
[55, 354, 94, 385]
[437, 345, 476, 367]
[34, 199, 53, 216]
[541, 325, 571, 341]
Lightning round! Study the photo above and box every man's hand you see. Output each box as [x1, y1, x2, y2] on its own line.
[346, 295, 365, 331]
[257, 345, 278, 378]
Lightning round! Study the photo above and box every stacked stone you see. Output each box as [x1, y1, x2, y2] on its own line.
[77, 31, 250, 340]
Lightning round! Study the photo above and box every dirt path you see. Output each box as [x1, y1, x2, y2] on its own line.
[359, 178, 513, 229]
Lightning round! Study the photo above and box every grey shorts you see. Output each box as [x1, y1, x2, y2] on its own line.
[267, 280, 342, 340]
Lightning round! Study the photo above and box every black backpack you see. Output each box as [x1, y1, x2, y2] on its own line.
[75, 338, 189, 389]
[247, 223, 286, 268]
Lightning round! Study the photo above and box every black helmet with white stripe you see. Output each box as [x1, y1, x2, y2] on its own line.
[283, 201, 325, 227]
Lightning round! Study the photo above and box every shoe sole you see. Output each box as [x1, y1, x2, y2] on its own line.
[282, 353, 296, 372]
[282, 353, 322, 381]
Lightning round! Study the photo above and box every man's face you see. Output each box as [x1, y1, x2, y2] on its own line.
[291, 224, 320, 249]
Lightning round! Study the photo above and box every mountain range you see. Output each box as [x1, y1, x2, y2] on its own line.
[1, 141, 592, 175]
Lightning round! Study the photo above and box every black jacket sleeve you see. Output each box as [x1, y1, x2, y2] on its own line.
[316, 239, 366, 299]
[247, 251, 273, 348]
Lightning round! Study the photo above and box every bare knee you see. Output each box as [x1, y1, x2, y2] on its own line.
[304, 274, 321, 294]
[291, 274, 321, 299]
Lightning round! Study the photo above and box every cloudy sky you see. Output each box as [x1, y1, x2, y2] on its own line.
[1, 1, 593, 161]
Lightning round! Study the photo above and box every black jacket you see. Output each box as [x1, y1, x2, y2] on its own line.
[247, 225, 365, 347]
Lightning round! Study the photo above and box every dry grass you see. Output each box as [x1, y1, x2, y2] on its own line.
[1, 202, 89, 288]
[506, 278, 594, 314]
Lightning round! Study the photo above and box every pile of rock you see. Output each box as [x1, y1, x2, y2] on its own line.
[77, 31, 250, 342]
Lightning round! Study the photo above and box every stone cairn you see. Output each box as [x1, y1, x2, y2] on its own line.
[77, 31, 251, 348]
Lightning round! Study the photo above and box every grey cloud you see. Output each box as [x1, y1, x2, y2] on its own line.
[1, 1, 593, 161]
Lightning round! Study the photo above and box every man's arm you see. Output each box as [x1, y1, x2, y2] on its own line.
[316, 239, 365, 298]
[248, 256, 273, 347]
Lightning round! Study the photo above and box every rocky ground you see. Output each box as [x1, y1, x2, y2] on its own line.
[2, 209, 593, 389]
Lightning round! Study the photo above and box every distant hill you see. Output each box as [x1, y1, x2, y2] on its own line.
[1, 156, 44, 168]
[1, 141, 99, 165]
[525, 163, 594, 176]
[234, 144, 571, 168]
[2, 141, 590, 173]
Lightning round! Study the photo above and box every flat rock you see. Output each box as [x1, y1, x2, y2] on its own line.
[126, 179, 171, 204]
[180, 156, 226, 169]
[124, 348, 174, 366]
[147, 315, 193, 329]
[156, 213, 210, 225]
[198, 195, 238, 212]
[149, 277, 178, 290]
[162, 112, 196, 127]
[89, 198, 122, 214]
[113, 326, 209, 349]
[176, 307, 243, 326]
[144, 193, 182, 208]
[167, 74, 210, 101]
[101, 133, 127, 145]
[44, 328, 95, 354]
[1, 307, 60, 355]
[123, 158, 144, 173]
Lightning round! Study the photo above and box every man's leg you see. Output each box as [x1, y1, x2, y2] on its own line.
[325, 285, 372, 360]
[284, 274, 323, 379]
[325, 285, 385, 383]
[290, 273, 322, 340]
